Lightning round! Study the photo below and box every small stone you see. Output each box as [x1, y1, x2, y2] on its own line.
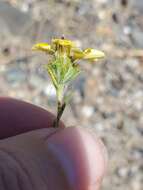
[125, 59, 139, 69]
[82, 105, 94, 118]
[94, 122, 104, 131]
[5, 67, 27, 84]
[116, 167, 129, 178]
[21, 3, 30, 13]
[96, 0, 108, 4]
[43, 83, 56, 98]
[130, 28, 143, 48]
[29, 75, 46, 89]
[123, 26, 131, 35]
[121, 0, 128, 7]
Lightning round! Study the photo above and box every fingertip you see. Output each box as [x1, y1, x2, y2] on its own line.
[86, 129, 108, 178]
[0, 97, 64, 139]
[47, 127, 107, 190]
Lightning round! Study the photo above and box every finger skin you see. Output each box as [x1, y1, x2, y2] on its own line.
[48, 127, 107, 190]
[0, 97, 64, 139]
[0, 127, 107, 190]
[0, 98, 107, 189]
[0, 128, 69, 190]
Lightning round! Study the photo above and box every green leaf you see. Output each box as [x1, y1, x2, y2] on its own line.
[63, 65, 80, 84]
[45, 63, 58, 89]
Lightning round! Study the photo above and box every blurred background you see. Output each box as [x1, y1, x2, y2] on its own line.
[0, 0, 143, 189]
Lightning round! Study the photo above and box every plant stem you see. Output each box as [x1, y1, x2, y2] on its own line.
[53, 101, 66, 128]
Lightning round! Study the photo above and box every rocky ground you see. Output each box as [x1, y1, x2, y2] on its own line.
[0, 0, 143, 189]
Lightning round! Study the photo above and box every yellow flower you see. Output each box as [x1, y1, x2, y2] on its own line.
[70, 48, 84, 60]
[32, 39, 105, 62]
[32, 43, 54, 54]
[51, 38, 76, 56]
[83, 48, 105, 61]
[70, 48, 105, 62]
[52, 39, 75, 47]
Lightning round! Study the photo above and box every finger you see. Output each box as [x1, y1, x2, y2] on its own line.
[0, 127, 107, 190]
[47, 127, 107, 190]
[0, 97, 64, 139]
[0, 128, 61, 190]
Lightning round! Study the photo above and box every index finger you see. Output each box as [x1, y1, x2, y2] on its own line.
[0, 97, 64, 139]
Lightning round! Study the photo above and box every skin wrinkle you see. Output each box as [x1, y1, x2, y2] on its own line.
[0, 155, 15, 190]
[0, 169, 24, 190]
[0, 148, 50, 190]
[30, 151, 53, 189]
[0, 152, 21, 190]
[16, 172, 24, 190]
[42, 128, 62, 142]
[0, 129, 71, 190]
[0, 149, 35, 190]
[1, 172, 7, 190]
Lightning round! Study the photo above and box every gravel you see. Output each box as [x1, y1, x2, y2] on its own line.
[0, 0, 143, 189]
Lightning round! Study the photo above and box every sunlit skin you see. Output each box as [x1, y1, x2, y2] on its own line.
[0, 98, 107, 190]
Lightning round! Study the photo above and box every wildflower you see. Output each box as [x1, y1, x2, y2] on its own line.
[32, 43, 54, 54]
[32, 37, 105, 128]
[32, 38, 105, 61]
[83, 48, 105, 61]
[70, 48, 84, 61]
[52, 38, 75, 47]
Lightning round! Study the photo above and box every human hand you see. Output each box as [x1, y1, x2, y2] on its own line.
[0, 97, 107, 190]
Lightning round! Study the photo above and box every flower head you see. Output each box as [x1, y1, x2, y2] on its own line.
[32, 37, 105, 128]
[32, 38, 105, 62]
[52, 39, 75, 47]
[70, 48, 84, 60]
[32, 43, 54, 54]
[83, 48, 105, 61]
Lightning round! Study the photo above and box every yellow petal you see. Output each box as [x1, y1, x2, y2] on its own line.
[83, 48, 105, 61]
[71, 48, 84, 60]
[32, 43, 54, 54]
[52, 38, 75, 47]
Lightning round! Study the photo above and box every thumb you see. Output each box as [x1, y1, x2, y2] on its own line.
[47, 127, 107, 190]
[0, 127, 107, 190]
